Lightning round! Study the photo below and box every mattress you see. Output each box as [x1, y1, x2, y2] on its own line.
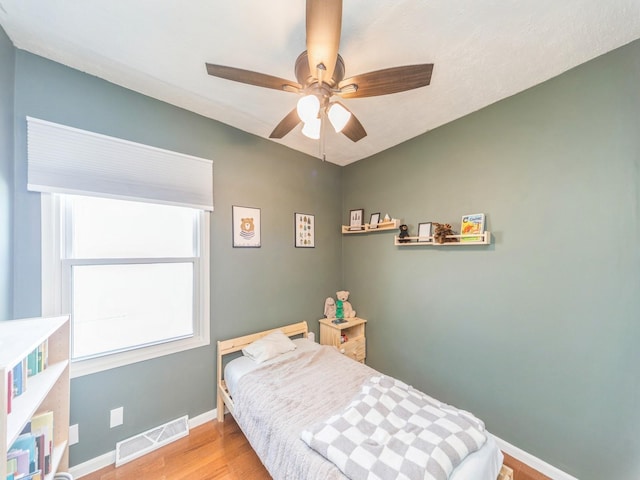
[224, 338, 503, 480]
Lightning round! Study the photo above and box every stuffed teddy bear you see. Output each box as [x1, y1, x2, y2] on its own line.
[432, 222, 458, 244]
[335, 290, 356, 319]
[398, 224, 411, 243]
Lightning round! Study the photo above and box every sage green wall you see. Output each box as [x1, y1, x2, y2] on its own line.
[0, 27, 14, 320]
[342, 40, 640, 480]
[11, 50, 343, 465]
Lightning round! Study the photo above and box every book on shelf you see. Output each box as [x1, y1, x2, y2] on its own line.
[26, 341, 48, 377]
[30, 411, 54, 474]
[460, 213, 485, 242]
[6, 411, 54, 479]
[12, 361, 25, 399]
[7, 340, 49, 413]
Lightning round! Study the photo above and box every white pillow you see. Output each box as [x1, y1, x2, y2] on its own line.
[242, 330, 297, 364]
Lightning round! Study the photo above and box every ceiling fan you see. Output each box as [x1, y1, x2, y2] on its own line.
[205, 0, 433, 143]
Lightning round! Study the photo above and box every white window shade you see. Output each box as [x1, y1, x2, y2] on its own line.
[27, 117, 214, 211]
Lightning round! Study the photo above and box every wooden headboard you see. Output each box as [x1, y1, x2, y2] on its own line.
[216, 321, 308, 422]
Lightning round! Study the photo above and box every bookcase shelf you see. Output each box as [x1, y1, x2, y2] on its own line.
[342, 219, 400, 234]
[394, 231, 491, 246]
[1, 315, 70, 480]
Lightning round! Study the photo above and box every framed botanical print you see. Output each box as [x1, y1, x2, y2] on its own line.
[349, 208, 364, 231]
[295, 213, 315, 247]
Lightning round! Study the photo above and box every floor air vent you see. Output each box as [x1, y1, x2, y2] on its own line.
[115, 415, 189, 466]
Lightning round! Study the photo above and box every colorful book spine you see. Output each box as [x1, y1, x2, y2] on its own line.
[7, 340, 49, 413]
[6, 411, 54, 478]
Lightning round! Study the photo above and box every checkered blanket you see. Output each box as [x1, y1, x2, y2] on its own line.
[301, 375, 487, 480]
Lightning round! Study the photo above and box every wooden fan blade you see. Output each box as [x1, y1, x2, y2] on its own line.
[306, 0, 342, 83]
[341, 112, 367, 142]
[337, 64, 434, 99]
[206, 63, 301, 92]
[269, 108, 301, 139]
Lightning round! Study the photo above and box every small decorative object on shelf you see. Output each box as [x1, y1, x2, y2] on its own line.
[417, 222, 432, 243]
[368, 212, 380, 229]
[349, 208, 365, 231]
[460, 213, 485, 242]
[433, 223, 458, 244]
[398, 224, 411, 243]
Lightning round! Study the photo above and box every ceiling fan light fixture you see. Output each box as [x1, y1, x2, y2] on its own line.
[297, 94, 320, 123]
[301, 116, 322, 139]
[327, 102, 351, 133]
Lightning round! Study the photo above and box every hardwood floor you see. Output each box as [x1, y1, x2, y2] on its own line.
[77, 417, 548, 480]
[78, 417, 270, 480]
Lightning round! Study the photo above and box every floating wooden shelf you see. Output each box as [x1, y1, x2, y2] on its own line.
[394, 231, 491, 246]
[342, 219, 400, 234]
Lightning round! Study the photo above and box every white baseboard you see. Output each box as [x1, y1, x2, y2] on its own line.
[492, 434, 579, 480]
[68, 450, 115, 479]
[68, 409, 218, 479]
[69, 409, 577, 480]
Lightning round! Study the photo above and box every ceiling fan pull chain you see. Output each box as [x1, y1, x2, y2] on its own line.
[320, 114, 327, 161]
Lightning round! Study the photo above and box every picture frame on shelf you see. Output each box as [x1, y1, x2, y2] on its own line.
[349, 208, 365, 231]
[417, 222, 432, 242]
[460, 213, 485, 242]
[369, 212, 380, 229]
[294, 213, 315, 248]
[232, 205, 261, 247]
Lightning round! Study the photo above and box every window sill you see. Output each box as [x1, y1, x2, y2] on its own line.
[70, 334, 210, 378]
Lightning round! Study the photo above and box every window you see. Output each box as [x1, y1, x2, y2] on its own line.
[28, 117, 213, 377]
[43, 194, 210, 377]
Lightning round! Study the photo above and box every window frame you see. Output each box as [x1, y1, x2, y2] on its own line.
[41, 194, 210, 378]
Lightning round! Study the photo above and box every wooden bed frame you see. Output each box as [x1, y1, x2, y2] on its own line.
[216, 320, 308, 423]
[216, 321, 513, 480]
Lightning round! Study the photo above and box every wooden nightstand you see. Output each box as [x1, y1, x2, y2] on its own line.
[319, 317, 367, 363]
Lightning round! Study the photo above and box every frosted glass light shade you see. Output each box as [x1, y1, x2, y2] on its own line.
[328, 103, 352, 132]
[297, 95, 320, 123]
[301, 117, 321, 139]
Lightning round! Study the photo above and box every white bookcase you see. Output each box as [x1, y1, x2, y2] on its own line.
[1, 315, 70, 480]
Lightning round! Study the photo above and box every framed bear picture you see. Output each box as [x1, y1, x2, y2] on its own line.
[232, 205, 261, 247]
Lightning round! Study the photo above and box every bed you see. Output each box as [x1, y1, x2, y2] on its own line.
[216, 321, 513, 480]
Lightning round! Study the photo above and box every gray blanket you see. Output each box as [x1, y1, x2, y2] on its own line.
[301, 375, 487, 480]
[233, 343, 377, 480]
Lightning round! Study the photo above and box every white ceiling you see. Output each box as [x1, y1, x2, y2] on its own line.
[1, 1, 639, 166]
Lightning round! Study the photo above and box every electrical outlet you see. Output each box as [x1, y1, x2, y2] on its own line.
[69, 424, 79, 445]
[110, 407, 124, 428]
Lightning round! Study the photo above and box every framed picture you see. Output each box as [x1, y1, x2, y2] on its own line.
[295, 213, 315, 248]
[417, 222, 432, 242]
[369, 212, 380, 229]
[349, 208, 364, 231]
[460, 213, 485, 242]
[232, 205, 261, 247]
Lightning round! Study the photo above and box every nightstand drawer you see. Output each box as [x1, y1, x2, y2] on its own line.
[339, 336, 365, 362]
[319, 317, 367, 364]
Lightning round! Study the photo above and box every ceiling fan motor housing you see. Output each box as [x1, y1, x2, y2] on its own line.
[295, 51, 345, 89]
